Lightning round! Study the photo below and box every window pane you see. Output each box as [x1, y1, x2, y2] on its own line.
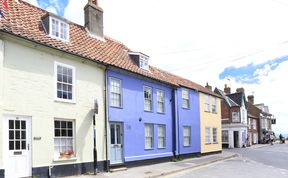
[16, 131, 20, 139]
[21, 121, 26, 129]
[21, 131, 26, 139]
[22, 141, 26, 150]
[9, 120, 14, 129]
[16, 141, 21, 150]
[9, 141, 14, 150]
[15, 120, 20, 129]
[55, 121, 60, 128]
[9, 131, 14, 139]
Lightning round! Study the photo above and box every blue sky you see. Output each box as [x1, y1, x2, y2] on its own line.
[27, 0, 288, 134]
[219, 56, 288, 84]
[37, 0, 68, 16]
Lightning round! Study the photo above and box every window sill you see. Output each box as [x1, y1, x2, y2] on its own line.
[110, 105, 123, 109]
[212, 112, 217, 114]
[205, 143, 211, 145]
[213, 142, 218, 144]
[144, 110, 153, 113]
[144, 148, 154, 150]
[157, 112, 165, 115]
[54, 98, 76, 104]
[181, 107, 190, 110]
[158, 147, 166, 149]
[183, 145, 191, 147]
[53, 157, 77, 162]
[204, 110, 210, 113]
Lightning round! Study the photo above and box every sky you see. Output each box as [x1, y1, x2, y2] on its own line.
[25, 0, 288, 134]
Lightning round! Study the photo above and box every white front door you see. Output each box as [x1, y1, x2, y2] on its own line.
[110, 122, 123, 165]
[4, 115, 32, 178]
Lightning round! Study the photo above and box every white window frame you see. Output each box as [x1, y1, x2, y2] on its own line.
[157, 89, 165, 113]
[205, 127, 211, 144]
[145, 124, 154, 149]
[54, 61, 76, 103]
[144, 86, 153, 112]
[110, 78, 122, 108]
[182, 88, 190, 109]
[212, 97, 217, 113]
[213, 128, 218, 144]
[49, 17, 69, 42]
[158, 125, 166, 149]
[183, 126, 191, 146]
[204, 94, 210, 112]
[139, 55, 149, 70]
[232, 112, 240, 122]
[54, 119, 75, 160]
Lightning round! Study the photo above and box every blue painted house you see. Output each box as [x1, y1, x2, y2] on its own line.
[107, 51, 205, 166]
[107, 52, 176, 165]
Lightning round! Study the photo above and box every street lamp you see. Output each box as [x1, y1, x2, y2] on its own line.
[93, 99, 98, 175]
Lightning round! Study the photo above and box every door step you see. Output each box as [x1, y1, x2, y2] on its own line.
[110, 166, 128, 173]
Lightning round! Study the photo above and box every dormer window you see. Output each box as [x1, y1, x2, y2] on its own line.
[50, 17, 69, 41]
[128, 52, 150, 70]
[41, 13, 70, 42]
[140, 55, 149, 70]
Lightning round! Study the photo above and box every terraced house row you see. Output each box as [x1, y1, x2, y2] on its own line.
[0, 1, 222, 177]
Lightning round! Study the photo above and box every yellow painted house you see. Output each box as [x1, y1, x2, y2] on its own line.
[200, 84, 222, 154]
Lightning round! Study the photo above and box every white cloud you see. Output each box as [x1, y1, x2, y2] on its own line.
[45, 6, 57, 14]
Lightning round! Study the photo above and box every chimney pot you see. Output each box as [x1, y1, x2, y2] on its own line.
[224, 84, 231, 94]
[205, 82, 212, 91]
[248, 95, 254, 104]
[236, 87, 245, 93]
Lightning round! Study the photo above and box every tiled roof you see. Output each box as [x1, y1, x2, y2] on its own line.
[214, 88, 238, 107]
[0, 0, 220, 97]
[227, 92, 246, 107]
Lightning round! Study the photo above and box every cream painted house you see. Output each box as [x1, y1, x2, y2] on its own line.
[200, 84, 222, 154]
[0, 35, 107, 177]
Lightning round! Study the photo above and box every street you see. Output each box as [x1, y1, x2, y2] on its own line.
[165, 142, 288, 178]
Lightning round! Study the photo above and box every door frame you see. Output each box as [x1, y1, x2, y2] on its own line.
[109, 122, 124, 165]
[3, 114, 32, 177]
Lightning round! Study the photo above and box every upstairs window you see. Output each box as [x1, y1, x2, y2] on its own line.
[182, 88, 190, 109]
[55, 62, 75, 102]
[140, 55, 149, 70]
[204, 94, 210, 112]
[212, 97, 217, 113]
[157, 89, 165, 113]
[232, 112, 240, 122]
[144, 86, 153, 112]
[110, 78, 122, 107]
[50, 17, 69, 41]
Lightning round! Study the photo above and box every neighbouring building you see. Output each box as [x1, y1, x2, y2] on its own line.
[255, 103, 276, 143]
[215, 85, 248, 148]
[200, 83, 222, 154]
[247, 95, 261, 146]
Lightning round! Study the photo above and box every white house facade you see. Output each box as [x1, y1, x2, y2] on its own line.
[0, 36, 107, 177]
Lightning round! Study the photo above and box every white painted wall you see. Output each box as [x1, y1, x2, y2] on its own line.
[0, 37, 106, 168]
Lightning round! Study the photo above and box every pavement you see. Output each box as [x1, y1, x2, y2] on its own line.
[65, 151, 238, 178]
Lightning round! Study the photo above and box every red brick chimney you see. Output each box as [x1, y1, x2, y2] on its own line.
[224, 84, 231, 94]
[205, 82, 212, 91]
[248, 95, 254, 104]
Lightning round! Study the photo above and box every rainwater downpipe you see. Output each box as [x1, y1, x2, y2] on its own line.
[104, 68, 109, 172]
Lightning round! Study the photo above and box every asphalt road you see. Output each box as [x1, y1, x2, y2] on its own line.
[165, 142, 288, 178]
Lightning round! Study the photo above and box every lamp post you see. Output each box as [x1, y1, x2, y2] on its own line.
[93, 99, 98, 175]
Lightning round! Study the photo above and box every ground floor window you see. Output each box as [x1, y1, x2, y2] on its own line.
[158, 125, 166, 148]
[145, 124, 154, 149]
[54, 119, 75, 159]
[213, 128, 218, 143]
[183, 126, 191, 146]
[222, 130, 228, 143]
[205, 127, 211, 144]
